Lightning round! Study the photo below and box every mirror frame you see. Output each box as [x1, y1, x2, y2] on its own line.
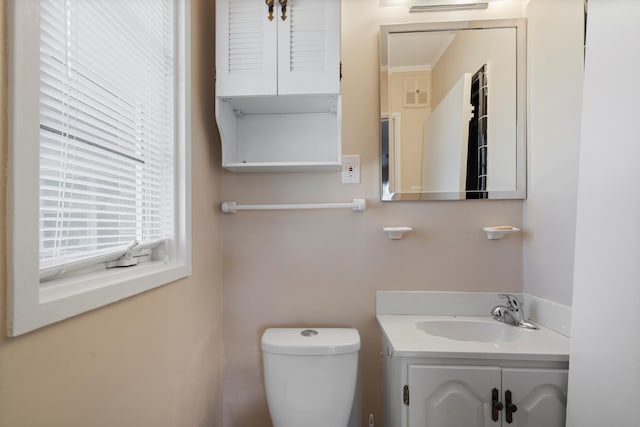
[380, 19, 527, 201]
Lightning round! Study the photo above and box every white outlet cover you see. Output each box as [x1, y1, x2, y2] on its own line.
[342, 155, 360, 184]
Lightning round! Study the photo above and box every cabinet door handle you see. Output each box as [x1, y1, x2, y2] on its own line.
[505, 390, 518, 424]
[266, 0, 275, 21]
[279, 0, 288, 21]
[491, 388, 503, 422]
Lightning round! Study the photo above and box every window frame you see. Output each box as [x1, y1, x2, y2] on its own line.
[7, 0, 192, 336]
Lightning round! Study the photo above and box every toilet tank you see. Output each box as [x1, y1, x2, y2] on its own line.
[261, 328, 360, 427]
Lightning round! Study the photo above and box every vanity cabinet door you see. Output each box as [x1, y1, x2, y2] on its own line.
[408, 365, 502, 427]
[501, 368, 568, 427]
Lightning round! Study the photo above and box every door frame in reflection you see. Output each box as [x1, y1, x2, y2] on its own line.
[381, 112, 401, 199]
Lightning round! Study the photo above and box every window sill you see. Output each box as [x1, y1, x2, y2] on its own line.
[10, 260, 192, 336]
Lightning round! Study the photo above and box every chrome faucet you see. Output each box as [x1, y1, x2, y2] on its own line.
[491, 294, 539, 329]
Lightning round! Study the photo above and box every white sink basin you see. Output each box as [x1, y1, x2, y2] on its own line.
[416, 318, 518, 343]
[377, 315, 569, 360]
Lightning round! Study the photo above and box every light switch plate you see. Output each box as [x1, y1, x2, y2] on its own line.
[341, 155, 360, 184]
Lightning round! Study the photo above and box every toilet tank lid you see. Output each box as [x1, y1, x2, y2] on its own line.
[261, 328, 361, 355]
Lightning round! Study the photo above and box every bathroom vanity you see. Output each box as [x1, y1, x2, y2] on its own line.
[377, 293, 571, 427]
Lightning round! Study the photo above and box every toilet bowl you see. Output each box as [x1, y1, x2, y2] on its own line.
[261, 328, 360, 427]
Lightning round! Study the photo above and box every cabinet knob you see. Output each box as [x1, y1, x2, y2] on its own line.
[265, 0, 275, 21]
[505, 390, 518, 423]
[491, 388, 503, 422]
[279, 0, 288, 21]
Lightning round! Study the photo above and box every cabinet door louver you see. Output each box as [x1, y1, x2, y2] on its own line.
[289, 1, 328, 72]
[278, 0, 340, 95]
[217, 0, 278, 96]
[228, 1, 264, 73]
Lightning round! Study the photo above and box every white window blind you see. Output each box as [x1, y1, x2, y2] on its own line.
[39, 0, 176, 273]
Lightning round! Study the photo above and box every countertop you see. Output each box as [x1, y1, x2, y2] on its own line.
[377, 315, 570, 362]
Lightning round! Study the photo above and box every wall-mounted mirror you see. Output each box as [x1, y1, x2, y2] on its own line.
[380, 19, 526, 201]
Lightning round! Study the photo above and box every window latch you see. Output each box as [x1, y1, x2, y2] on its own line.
[106, 241, 140, 268]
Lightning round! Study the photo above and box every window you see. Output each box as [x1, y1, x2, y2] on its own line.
[8, 0, 191, 336]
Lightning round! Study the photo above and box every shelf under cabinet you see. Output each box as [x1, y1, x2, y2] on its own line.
[216, 95, 342, 173]
[219, 94, 339, 115]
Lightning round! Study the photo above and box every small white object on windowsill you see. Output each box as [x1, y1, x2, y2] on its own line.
[483, 225, 520, 240]
[384, 227, 413, 240]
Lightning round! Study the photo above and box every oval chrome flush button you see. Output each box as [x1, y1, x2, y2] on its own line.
[300, 329, 318, 337]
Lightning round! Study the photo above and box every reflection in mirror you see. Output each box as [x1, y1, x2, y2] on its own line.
[380, 20, 526, 201]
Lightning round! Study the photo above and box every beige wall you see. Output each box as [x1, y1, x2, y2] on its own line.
[380, 70, 388, 115]
[389, 70, 432, 191]
[221, 1, 525, 426]
[432, 29, 515, 110]
[432, 27, 518, 192]
[0, 1, 225, 426]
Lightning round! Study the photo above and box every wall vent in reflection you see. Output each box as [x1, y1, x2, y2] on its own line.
[402, 75, 431, 108]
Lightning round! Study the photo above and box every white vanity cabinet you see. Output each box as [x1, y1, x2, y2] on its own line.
[405, 365, 568, 427]
[376, 295, 572, 427]
[215, 0, 342, 172]
[381, 339, 569, 427]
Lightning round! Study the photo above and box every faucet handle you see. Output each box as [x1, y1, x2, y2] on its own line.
[498, 294, 522, 312]
[495, 294, 539, 329]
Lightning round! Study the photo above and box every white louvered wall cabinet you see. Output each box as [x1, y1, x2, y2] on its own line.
[216, 0, 342, 172]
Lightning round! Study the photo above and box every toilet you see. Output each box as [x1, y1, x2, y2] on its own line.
[261, 328, 360, 427]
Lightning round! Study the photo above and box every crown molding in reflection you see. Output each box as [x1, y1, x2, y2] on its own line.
[409, 0, 489, 12]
